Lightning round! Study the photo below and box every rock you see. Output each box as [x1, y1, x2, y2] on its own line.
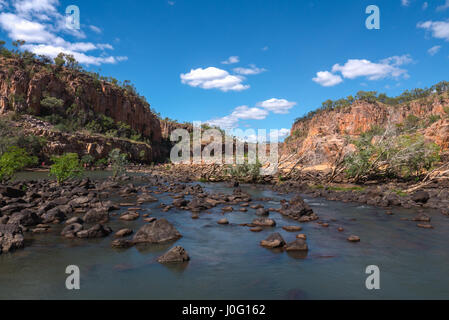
[173, 198, 188, 207]
[8, 210, 41, 227]
[69, 196, 90, 207]
[0, 186, 26, 198]
[255, 208, 269, 216]
[321, 223, 329, 228]
[417, 224, 434, 229]
[144, 217, 157, 223]
[250, 227, 263, 232]
[337, 227, 344, 232]
[296, 234, 307, 240]
[252, 218, 276, 227]
[133, 218, 182, 244]
[83, 209, 109, 223]
[76, 224, 112, 239]
[61, 223, 83, 238]
[279, 195, 315, 220]
[66, 217, 83, 225]
[157, 246, 190, 263]
[411, 191, 430, 204]
[282, 225, 302, 232]
[260, 233, 286, 248]
[285, 239, 309, 251]
[119, 212, 140, 221]
[111, 239, 134, 248]
[115, 228, 133, 238]
[222, 206, 233, 212]
[137, 194, 158, 203]
[217, 218, 229, 225]
[41, 207, 65, 223]
[412, 213, 431, 222]
[347, 235, 361, 242]
[0, 224, 24, 254]
[239, 208, 248, 212]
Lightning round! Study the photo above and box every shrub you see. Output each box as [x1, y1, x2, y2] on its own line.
[0, 147, 37, 182]
[108, 149, 128, 177]
[50, 153, 84, 184]
[226, 162, 262, 182]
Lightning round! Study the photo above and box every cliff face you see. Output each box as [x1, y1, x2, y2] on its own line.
[0, 57, 165, 161]
[281, 96, 449, 169]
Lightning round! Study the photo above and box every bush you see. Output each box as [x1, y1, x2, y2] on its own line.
[50, 153, 84, 183]
[344, 129, 440, 181]
[108, 149, 128, 177]
[0, 147, 37, 182]
[226, 162, 262, 182]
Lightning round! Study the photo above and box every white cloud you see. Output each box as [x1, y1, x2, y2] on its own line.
[89, 25, 102, 34]
[231, 106, 268, 120]
[437, 0, 449, 11]
[221, 56, 240, 64]
[233, 64, 267, 75]
[401, 0, 410, 6]
[262, 46, 269, 51]
[418, 20, 449, 41]
[428, 45, 442, 56]
[256, 98, 296, 114]
[0, 0, 126, 66]
[312, 71, 343, 87]
[332, 56, 411, 80]
[168, 1, 175, 6]
[423, 2, 428, 10]
[180, 67, 250, 92]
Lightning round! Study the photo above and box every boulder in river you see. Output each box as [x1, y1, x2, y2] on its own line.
[252, 218, 276, 227]
[260, 233, 286, 248]
[285, 238, 309, 251]
[157, 246, 190, 263]
[61, 223, 83, 238]
[115, 228, 133, 238]
[133, 218, 182, 244]
[76, 224, 112, 239]
[0, 224, 24, 254]
[411, 191, 430, 204]
[83, 209, 109, 223]
[8, 210, 41, 227]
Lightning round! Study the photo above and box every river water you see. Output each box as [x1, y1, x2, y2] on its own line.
[1, 172, 448, 299]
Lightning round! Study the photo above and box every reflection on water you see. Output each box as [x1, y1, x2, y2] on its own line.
[1, 177, 449, 300]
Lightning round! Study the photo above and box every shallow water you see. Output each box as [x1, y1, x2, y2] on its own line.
[1, 179, 449, 300]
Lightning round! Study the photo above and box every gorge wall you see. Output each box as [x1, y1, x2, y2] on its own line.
[281, 96, 449, 170]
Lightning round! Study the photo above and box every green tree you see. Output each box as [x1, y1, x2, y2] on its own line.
[108, 149, 128, 177]
[0, 146, 37, 182]
[50, 153, 84, 184]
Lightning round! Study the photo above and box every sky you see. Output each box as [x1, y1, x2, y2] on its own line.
[0, 0, 448, 141]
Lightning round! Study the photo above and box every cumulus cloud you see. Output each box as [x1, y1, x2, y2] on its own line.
[89, 25, 102, 34]
[221, 56, 240, 64]
[180, 67, 250, 92]
[256, 98, 296, 114]
[312, 71, 343, 87]
[0, 0, 126, 66]
[206, 99, 296, 131]
[233, 64, 267, 75]
[428, 45, 442, 56]
[401, 0, 410, 6]
[418, 20, 449, 41]
[313, 55, 412, 87]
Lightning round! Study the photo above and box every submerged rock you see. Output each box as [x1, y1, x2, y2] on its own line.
[157, 246, 190, 263]
[133, 218, 182, 244]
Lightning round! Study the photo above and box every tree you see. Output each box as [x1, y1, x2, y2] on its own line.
[54, 53, 65, 68]
[50, 153, 84, 184]
[108, 149, 128, 177]
[0, 147, 37, 182]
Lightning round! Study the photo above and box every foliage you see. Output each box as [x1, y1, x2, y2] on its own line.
[108, 149, 128, 177]
[80, 154, 95, 166]
[50, 153, 84, 184]
[0, 119, 45, 157]
[344, 126, 440, 181]
[226, 161, 262, 182]
[0, 147, 37, 182]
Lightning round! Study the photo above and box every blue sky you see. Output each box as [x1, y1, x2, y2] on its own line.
[0, 0, 448, 140]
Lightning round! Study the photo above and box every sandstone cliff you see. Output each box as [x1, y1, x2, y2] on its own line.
[281, 95, 449, 170]
[0, 56, 167, 162]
